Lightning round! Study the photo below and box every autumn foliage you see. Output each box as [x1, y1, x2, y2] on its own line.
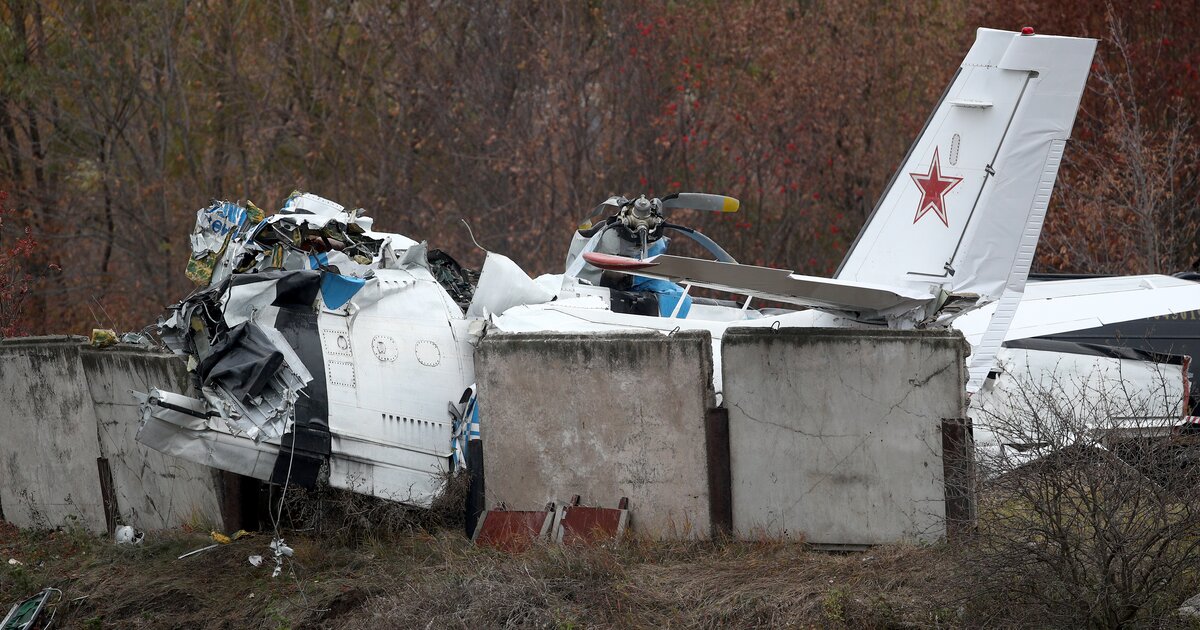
[0, 190, 37, 336]
[0, 1, 1197, 335]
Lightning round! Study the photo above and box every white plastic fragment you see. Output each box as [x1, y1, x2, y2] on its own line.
[114, 525, 144, 545]
[177, 543, 220, 560]
[269, 538, 294, 557]
[268, 537, 293, 579]
[248, 555, 263, 567]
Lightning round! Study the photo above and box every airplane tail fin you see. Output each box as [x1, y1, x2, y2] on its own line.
[836, 28, 1095, 301]
[834, 28, 1095, 390]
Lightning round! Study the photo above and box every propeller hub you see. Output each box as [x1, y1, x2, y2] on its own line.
[620, 195, 664, 236]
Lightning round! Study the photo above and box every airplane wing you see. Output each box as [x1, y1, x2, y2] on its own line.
[582, 252, 932, 318]
[954, 275, 1200, 345]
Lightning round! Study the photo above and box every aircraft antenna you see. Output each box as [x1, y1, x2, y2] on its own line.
[460, 219, 488, 253]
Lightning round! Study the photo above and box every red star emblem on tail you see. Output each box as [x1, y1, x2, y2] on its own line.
[909, 148, 962, 227]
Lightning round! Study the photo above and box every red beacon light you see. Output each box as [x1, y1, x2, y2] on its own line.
[1021, 26, 1035, 35]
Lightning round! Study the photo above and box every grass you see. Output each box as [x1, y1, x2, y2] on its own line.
[5, 475, 1199, 628]
[0, 516, 967, 629]
[5, 522, 1198, 628]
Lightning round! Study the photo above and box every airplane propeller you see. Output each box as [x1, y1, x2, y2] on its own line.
[569, 192, 740, 279]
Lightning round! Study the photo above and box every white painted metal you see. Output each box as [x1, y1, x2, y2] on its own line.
[321, 266, 474, 506]
[971, 346, 1187, 470]
[954, 275, 1200, 346]
[964, 138, 1066, 391]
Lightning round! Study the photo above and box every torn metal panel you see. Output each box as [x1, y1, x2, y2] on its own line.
[187, 200, 265, 286]
[133, 388, 209, 431]
[134, 393, 281, 481]
[194, 321, 312, 441]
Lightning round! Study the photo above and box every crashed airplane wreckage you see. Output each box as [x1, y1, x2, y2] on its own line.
[135, 193, 487, 505]
[136, 27, 1200, 506]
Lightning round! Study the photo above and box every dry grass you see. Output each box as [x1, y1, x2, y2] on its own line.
[335, 536, 963, 629]
[1, 517, 967, 629]
[6, 477, 1196, 629]
[279, 471, 472, 546]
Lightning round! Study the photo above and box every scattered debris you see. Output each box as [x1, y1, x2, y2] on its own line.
[1, 588, 61, 630]
[177, 544, 220, 560]
[1180, 593, 1200, 619]
[6, 558, 21, 567]
[269, 538, 293, 557]
[269, 537, 294, 578]
[89, 328, 117, 348]
[248, 555, 263, 567]
[209, 529, 250, 545]
[118, 332, 153, 346]
[114, 525, 144, 545]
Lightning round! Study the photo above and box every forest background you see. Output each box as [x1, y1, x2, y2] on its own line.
[0, 0, 1197, 335]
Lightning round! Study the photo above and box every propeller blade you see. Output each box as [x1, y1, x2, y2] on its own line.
[578, 196, 627, 229]
[660, 193, 739, 213]
[662, 224, 738, 263]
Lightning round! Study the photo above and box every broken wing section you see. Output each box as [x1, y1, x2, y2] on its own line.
[953, 275, 1200, 346]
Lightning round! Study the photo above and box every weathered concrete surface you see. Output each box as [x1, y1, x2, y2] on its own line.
[722, 328, 968, 545]
[0, 337, 107, 530]
[0, 337, 223, 532]
[476, 331, 716, 538]
[80, 347, 223, 530]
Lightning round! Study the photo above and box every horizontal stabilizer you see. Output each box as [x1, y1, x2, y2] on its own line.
[582, 252, 931, 318]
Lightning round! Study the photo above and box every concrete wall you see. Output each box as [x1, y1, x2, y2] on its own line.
[721, 328, 968, 546]
[476, 331, 716, 538]
[0, 337, 224, 532]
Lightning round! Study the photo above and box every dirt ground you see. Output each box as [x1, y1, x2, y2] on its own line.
[1, 519, 972, 629]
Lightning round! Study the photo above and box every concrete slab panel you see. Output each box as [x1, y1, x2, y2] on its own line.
[0, 338, 106, 530]
[0, 338, 224, 532]
[476, 331, 715, 538]
[80, 347, 223, 530]
[721, 328, 968, 545]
